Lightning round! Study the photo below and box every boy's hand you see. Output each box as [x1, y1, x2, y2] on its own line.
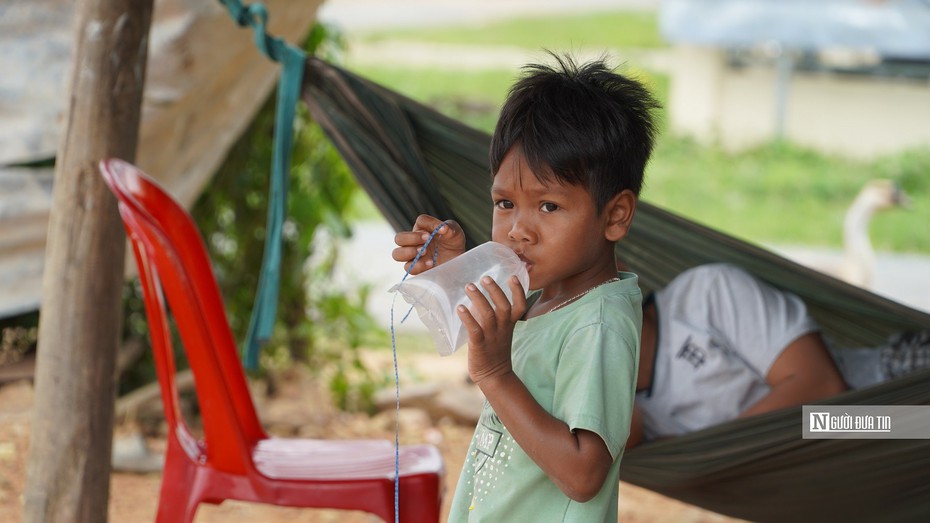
[458, 275, 527, 385]
[392, 215, 466, 274]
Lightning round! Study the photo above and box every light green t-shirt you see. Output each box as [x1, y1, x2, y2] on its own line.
[448, 273, 642, 522]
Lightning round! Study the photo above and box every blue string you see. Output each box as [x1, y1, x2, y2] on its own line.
[389, 222, 446, 523]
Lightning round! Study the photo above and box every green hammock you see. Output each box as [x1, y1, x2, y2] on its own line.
[301, 56, 930, 522]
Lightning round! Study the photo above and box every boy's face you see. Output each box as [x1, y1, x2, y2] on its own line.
[491, 149, 614, 292]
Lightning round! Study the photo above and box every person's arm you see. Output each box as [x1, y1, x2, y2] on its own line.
[459, 277, 612, 502]
[740, 332, 848, 418]
[392, 215, 466, 274]
[625, 404, 645, 449]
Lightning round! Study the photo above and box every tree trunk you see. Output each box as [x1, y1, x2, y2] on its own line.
[23, 1, 153, 521]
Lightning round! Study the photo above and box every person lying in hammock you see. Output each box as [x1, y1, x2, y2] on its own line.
[627, 262, 848, 447]
[626, 262, 930, 447]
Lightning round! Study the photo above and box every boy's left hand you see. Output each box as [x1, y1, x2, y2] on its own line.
[457, 275, 527, 385]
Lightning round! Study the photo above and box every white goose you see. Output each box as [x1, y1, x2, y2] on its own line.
[830, 179, 910, 288]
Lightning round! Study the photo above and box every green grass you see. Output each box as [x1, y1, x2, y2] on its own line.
[355, 66, 516, 131]
[358, 11, 665, 50]
[339, 11, 930, 255]
[644, 139, 930, 252]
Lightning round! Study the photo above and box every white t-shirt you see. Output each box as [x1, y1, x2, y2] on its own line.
[635, 263, 818, 439]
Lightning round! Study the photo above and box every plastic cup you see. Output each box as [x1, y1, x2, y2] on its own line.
[390, 241, 529, 356]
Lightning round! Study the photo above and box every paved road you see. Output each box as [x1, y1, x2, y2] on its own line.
[769, 244, 930, 314]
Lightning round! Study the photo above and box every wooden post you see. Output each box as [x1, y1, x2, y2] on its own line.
[23, 0, 153, 521]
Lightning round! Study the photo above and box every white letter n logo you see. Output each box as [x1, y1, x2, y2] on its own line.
[810, 412, 830, 432]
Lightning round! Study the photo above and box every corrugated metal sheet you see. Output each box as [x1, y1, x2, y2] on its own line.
[0, 0, 322, 320]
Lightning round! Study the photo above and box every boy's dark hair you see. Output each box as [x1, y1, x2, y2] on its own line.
[490, 53, 660, 210]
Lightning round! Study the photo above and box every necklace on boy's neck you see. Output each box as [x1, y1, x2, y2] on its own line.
[550, 277, 620, 312]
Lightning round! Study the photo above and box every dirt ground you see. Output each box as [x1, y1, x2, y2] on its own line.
[0, 348, 739, 522]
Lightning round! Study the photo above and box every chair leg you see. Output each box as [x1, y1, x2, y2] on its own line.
[399, 475, 443, 523]
[154, 437, 202, 523]
[155, 495, 201, 523]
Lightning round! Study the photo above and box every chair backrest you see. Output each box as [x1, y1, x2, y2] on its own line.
[99, 158, 265, 474]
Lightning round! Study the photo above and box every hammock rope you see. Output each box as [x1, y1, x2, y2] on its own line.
[217, 0, 305, 369]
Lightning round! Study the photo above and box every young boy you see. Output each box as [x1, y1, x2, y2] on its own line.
[393, 54, 660, 521]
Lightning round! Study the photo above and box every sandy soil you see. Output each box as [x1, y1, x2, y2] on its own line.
[0, 349, 739, 522]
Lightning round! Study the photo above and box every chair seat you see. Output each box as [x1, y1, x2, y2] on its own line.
[253, 437, 444, 480]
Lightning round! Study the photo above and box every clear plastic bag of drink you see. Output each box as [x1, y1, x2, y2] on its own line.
[389, 241, 529, 356]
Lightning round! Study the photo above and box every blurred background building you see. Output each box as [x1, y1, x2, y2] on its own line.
[662, 0, 930, 159]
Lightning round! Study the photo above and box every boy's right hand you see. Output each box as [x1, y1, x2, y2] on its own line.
[392, 214, 466, 275]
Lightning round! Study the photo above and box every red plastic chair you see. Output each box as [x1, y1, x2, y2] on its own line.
[99, 158, 444, 523]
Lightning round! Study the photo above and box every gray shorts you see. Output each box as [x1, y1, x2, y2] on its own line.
[829, 330, 930, 389]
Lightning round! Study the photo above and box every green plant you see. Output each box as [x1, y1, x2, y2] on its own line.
[0, 311, 38, 366]
[197, 23, 382, 407]
[119, 23, 385, 411]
